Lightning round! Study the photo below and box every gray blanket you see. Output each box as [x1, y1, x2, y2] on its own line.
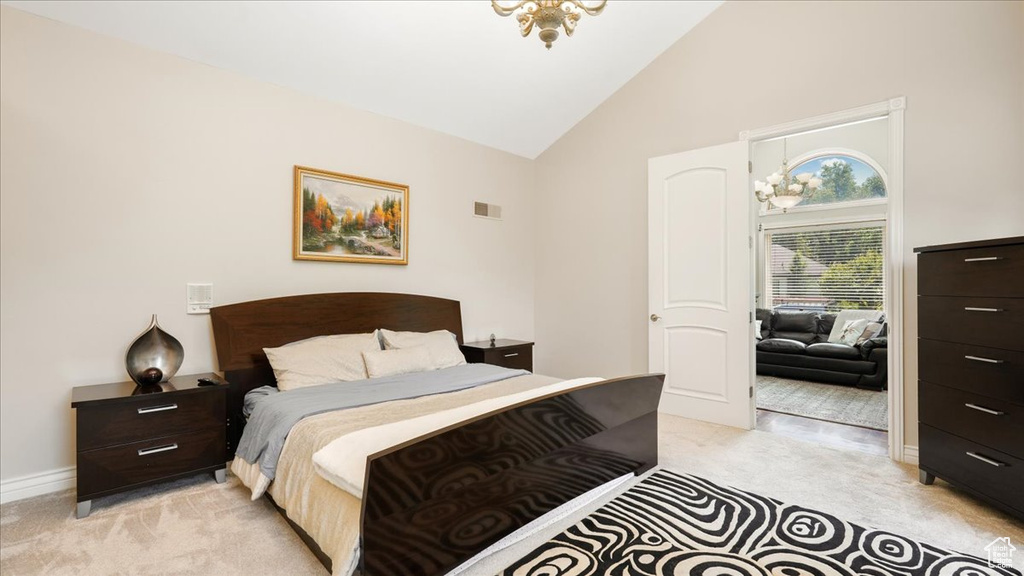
[235, 364, 529, 482]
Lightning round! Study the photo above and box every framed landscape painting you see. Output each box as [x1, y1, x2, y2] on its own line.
[293, 165, 408, 265]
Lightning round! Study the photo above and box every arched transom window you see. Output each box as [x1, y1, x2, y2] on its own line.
[789, 154, 886, 207]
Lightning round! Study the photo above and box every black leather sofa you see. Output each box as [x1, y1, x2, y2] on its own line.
[756, 308, 887, 390]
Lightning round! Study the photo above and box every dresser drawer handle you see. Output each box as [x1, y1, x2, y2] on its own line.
[965, 451, 1007, 467]
[964, 355, 1004, 364]
[504, 353, 519, 358]
[138, 443, 178, 456]
[964, 307, 1003, 313]
[137, 404, 177, 414]
[964, 403, 1005, 416]
[963, 256, 1003, 262]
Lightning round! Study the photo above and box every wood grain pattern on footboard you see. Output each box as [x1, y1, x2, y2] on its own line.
[359, 373, 664, 576]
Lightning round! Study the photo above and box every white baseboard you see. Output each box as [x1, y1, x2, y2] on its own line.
[0, 466, 76, 504]
[903, 445, 919, 466]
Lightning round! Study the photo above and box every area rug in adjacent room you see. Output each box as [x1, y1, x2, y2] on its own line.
[757, 375, 888, 431]
[500, 470, 1020, 576]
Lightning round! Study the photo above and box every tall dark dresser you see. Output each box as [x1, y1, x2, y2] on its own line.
[915, 236, 1024, 520]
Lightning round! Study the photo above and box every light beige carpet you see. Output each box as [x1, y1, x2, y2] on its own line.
[757, 374, 889, 430]
[2, 415, 1021, 575]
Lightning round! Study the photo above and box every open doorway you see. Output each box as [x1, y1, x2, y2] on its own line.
[747, 113, 899, 457]
[756, 222, 889, 456]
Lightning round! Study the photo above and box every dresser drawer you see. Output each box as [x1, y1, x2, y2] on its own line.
[76, 427, 226, 498]
[77, 389, 226, 451]
[484, 346, 533, 370]
[920, 425, 1024, 515]
[918, 296, 1024, 351]
[919, 244, 1024, 298]
[918, 339, 1024, 404]
[919, 381, 1023, 457]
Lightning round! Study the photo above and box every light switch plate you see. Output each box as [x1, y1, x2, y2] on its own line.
[187, 283, 213, 314]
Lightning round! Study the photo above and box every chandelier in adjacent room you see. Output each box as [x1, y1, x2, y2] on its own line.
[754, 138, 823, 212]
[491, 0, 607, 49]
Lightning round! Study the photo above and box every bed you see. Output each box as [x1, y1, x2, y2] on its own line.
[210, 292, 663, 576]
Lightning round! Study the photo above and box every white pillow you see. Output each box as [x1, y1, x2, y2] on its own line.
[827, 310, 883, 343]
[855, 321, 884, 346]
[362, 347, 433, 379]
[755, 320, 763, 340]
[379, 329, 466, 370]
[835, 319, 869, 346]
[263, 332, 381, 391]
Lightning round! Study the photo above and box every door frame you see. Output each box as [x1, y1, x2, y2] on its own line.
[739, 97, 907, 463]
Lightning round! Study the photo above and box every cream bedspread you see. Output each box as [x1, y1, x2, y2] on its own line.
[231, 373, 560, 576]
[312, 376, 601, 498]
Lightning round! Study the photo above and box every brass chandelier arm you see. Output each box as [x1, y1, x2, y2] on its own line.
[518, 13, 535, 37]
[561, 11, 581, 36]
[491, 0, 534, 17]
[567, 0, 607, 16]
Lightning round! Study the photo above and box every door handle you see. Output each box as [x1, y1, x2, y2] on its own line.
[650, 314, 661, 322]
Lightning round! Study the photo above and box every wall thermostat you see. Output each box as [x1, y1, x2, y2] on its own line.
[187, 283, 213, 314]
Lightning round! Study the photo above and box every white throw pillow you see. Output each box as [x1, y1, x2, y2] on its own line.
[836, 319, 869, 346]
[362, 347, 434, 379]
[827, 310, 883, 343]
[263, 332, 381, 391]
[855, 321, 884, 346]
[379, 329, 466, 370]
[755, 320, 763, 340]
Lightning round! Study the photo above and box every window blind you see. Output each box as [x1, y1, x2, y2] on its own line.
[766, 225, 885, 312]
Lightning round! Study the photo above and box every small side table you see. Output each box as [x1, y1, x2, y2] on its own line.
[71, 372, 228, 518]
[460, 339, 534, 371]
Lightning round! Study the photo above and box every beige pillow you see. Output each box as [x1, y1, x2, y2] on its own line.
[836, 319, 869, 346]
[855, 322, 884, 346]
[263, 332, 381, 391]
[379, 329, 466, 370]
[828, 310, 883, 343]
[362, 347, 433, 379]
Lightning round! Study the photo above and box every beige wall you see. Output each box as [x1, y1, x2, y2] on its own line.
[3, 1, 1023, 484]
[0, 7, 537, 481]
[534, 0, 1024, 448]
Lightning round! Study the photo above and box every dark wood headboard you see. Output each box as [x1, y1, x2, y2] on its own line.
[210, 292, 463, 454]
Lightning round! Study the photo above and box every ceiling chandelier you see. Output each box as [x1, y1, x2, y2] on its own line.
[754, 138, 823, 213]
[491, 1, 607, 49]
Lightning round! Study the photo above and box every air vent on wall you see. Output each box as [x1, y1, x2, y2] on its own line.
[474, 202, 502, 220]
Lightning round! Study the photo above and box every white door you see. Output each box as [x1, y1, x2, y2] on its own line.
[648, 141, 754, 429]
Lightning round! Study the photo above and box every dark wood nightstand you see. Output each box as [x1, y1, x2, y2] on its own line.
[460, 339, 534, 371]
[71, 372, 229, 518]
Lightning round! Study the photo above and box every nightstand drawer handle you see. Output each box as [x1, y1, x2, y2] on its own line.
[965, 355, 1004, 364]
[964, 403, 1004, 416]
[138, 404, 177, 414]
[965, 452, 1006, 467]
[504, 353, 519, 358]
[138, 443, 178, 456]
[963, 256, 1003, 262]
[964, 307, 1002, 313]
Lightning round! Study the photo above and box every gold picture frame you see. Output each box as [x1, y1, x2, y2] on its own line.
[293, 165, 409, 265]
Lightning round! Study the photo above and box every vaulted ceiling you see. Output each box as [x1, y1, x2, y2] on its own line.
[3, 1, 721, 158]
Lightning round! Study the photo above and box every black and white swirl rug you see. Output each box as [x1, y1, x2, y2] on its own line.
[501, 470, 1020, 576]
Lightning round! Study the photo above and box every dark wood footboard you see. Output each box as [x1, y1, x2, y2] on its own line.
[359, 373, 664, 576]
